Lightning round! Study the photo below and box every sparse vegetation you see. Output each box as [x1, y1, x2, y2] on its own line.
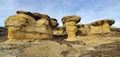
[111, 27, 120, 32]
[0, 27, 7, 42]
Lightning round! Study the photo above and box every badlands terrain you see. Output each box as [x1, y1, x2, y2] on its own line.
[0, 27, 120, 57]
[0, 11, 120, 57]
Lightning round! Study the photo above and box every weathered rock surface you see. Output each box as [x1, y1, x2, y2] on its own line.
[5, 10, 59, 42]
[17, 10, 50, 20]
[4, 10, 116, 41]
[62, 15, 81, 41]
[76, 19, 115, 35]
[50, 18, 59, 28]
[89, 19, 115, 35]
[2, 10, 119, 57]
[0, 36, 120, 57]
[62, 15, 81, 24]
[77, 24, 90, 35]
[53, 26, 66, 35]
[0, 27, 120, 57]
[0, 40, 86, 57]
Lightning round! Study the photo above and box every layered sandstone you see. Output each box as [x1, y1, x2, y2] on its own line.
[77, 19, 115, 35]
[4, 10, 116, 42]
[89, 19, 115, 35]
[53, 26, 66, 35]
[5, 10, 58, 42]
[77, 24, 90, 35]
[62, 15, 81, 41]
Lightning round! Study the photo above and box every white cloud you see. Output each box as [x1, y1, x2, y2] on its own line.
[74, 0, 120, 27]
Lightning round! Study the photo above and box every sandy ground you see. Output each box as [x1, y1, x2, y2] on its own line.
[0, 34, 120, 57]
[0, 28, 120, 57]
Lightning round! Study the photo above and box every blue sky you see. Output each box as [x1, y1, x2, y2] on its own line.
[0, 0, 120, 27]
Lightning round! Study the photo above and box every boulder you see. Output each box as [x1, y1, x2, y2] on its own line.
[50, 18, 59, 28]
[61, 15, 81, 41]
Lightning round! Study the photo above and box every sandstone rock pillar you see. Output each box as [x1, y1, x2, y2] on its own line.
[62, 15, 81, 41]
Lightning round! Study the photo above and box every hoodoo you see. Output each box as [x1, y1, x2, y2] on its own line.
[62, 15, 81, 41]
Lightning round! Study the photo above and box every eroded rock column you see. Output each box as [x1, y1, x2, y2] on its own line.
[62, 15, 81, 41]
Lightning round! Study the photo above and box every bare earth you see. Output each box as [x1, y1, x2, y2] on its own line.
[0, 28, 120, 57]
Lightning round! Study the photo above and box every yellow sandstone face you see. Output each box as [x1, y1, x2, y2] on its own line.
[53, 26, 66, 35]
[61, 15, 81, 41]
[5, 11, 115, 42]
[7, 27, 52, 40]
[101, 23, 111, 34]
[62, 15, 81, 24]
[64, 22, 78, 41]
[89, 24, 110, 35]
[5, 12, 59, 42]
[89, 19, 114, 35]
[77, 19, 115, 35]
[77, 24, 90, 34]
[49, 18, 59, 28]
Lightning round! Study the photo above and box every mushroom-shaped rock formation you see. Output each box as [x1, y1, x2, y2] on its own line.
[5, 11, 58, 42]
[89, 19, 115, 35]
[62, 15, 81, 41]
[62, 15, 81, 24]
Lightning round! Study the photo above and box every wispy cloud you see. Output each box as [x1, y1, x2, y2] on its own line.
[0, 0, 17, 26]
[0, 0, 120, 27]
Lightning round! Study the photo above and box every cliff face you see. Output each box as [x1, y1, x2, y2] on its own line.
[5, 11, 59, 42]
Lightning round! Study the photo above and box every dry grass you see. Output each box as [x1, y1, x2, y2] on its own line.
[0, 27, 7, 43]
[0, 35, 7, 43]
